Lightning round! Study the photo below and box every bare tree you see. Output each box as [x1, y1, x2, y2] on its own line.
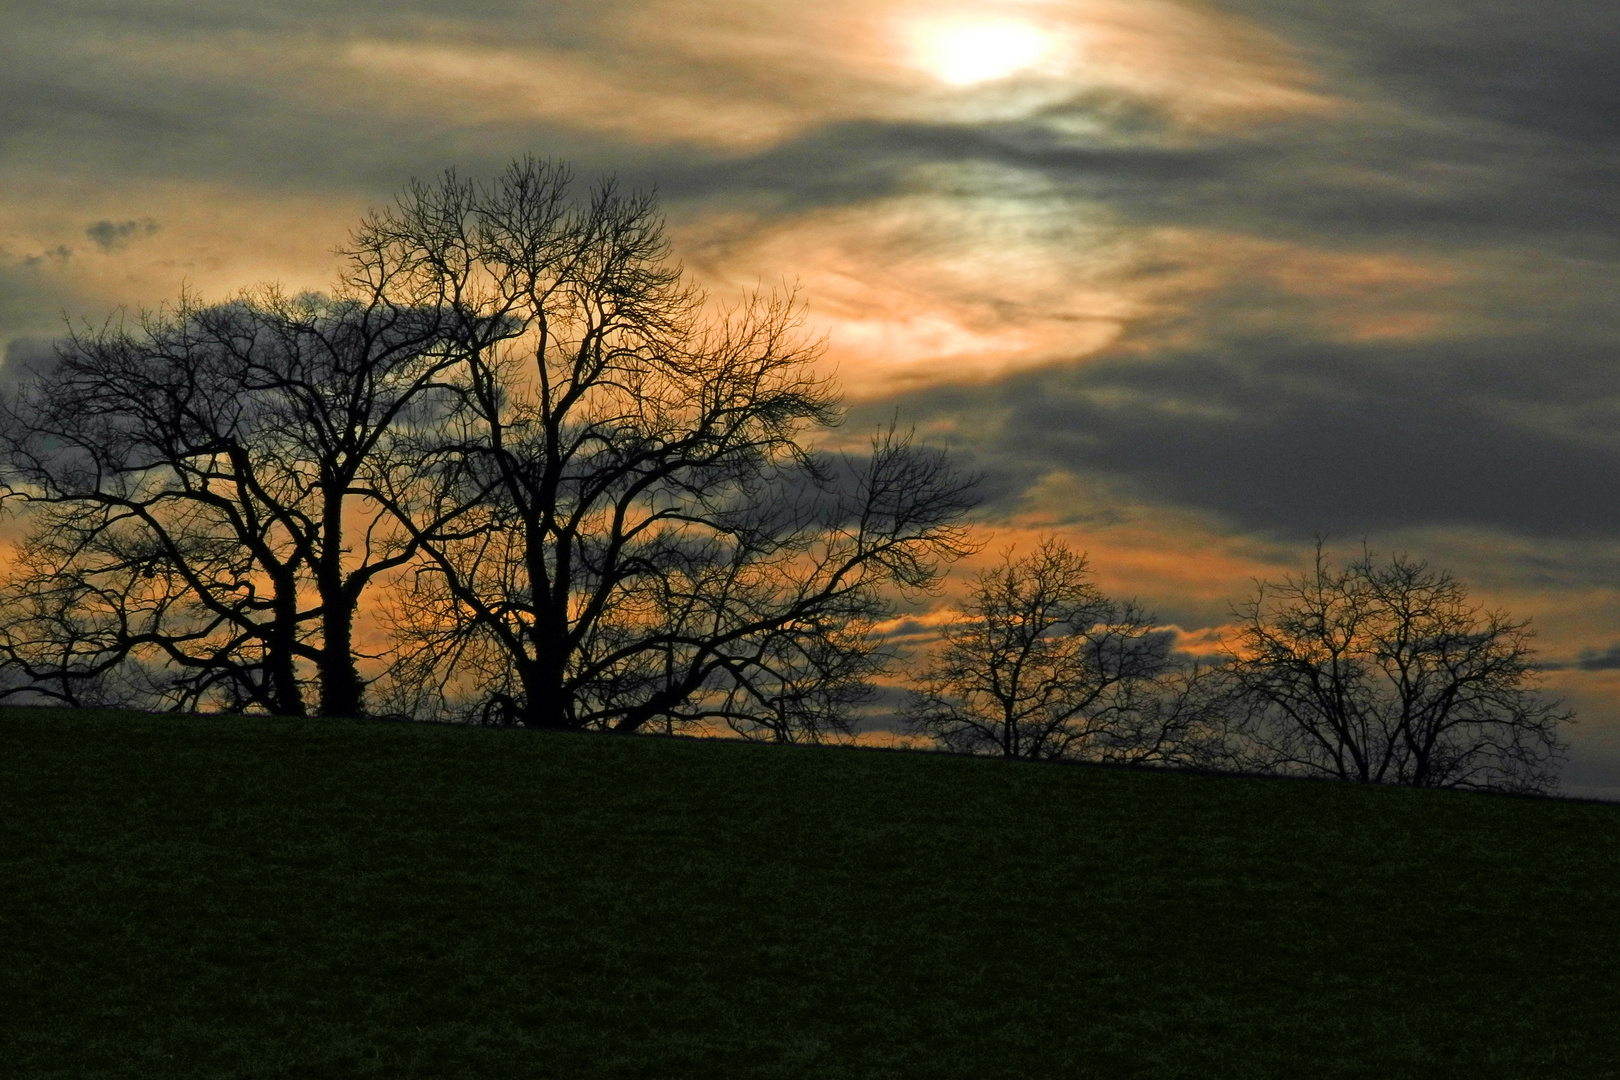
[0, 287, 461, 716]
[1227, 545, 1571, 793]
[1096, 660, 1249, 770]
[903, 539, 1203, 761]
[362, 158, 978, 735]
[0, 531, 139, 708]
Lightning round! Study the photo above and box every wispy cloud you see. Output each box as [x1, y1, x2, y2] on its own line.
[2, 0, 1619, 777]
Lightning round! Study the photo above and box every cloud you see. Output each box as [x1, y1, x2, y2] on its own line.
[1219, 0, 1620, 144]
[893, 324, 1620, 543]
[339, 0, 1334, 151]
[1561, 646, 1620, 673]
[4, 0, 1620, 776]
[0, 250, 87, 343]
[674, 182, 1156, 396]
[0, 336, 55, 388]
[19, 245, 72, 268]
[84, 218, 159, 252]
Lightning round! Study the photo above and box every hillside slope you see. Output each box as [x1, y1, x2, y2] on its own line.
[3, 708, 1618, 1078]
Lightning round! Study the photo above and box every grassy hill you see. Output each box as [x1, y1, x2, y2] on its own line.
[3, 707, 1618, 1079]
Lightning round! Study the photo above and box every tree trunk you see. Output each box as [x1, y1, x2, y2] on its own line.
[516, 656, 575, 729]
[318, 604, 365, 718]
[266, 586, 306, 717]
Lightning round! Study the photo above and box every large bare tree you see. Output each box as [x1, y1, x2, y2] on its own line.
[363, 158, 978, 735]
[1227, 545, 1571, 792]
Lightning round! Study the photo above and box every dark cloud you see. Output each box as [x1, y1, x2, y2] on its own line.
[646, 115, 1254, 213]
[1556, 645, 1620, 673]
[6, 1, 587, 41]
[1216, 0, 1620, 145]
[0, 4, 632, 196]
[660, 119, 1620, 265]
[20, 246, 72, 268]
[6, 0, 1617, 502]
[652, 1, 1620, 252]
[84, 218, 158, 251]
[0, 337, 56, 393]
[0, 257, 79, 344]
[1, 0, 1608, 267]
[880, 319, 1620, 545]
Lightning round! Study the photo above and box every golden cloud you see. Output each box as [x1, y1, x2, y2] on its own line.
[344, 0, 1336, 151]
[671, 192, 1466, 398]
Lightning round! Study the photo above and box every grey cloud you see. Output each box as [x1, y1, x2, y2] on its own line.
[20, 246, 72, 268]
[0, 256, 82, 344]
[879, 320, 1620, 545]
[1216, 0, 1620, 145]
[657, 1, 1620, 252]
[8, 1, 590, 40]
[1557, 645, 1620, 673]
[85, 218, 158, 251]
[4, 0, 1609, 269]
[5, 0, 1620, 555]
[0, 337, 56, 393]
[0, 4, 630, 197]
[647, 115, 1249, 212]
[665, 118, 1619, 263]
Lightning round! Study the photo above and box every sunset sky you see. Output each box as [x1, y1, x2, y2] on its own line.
[3, 1, 1618, 793]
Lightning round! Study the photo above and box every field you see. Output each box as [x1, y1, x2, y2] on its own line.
[4, 707, 1618, 1078]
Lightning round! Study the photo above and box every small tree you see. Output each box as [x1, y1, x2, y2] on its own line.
[1227, 545, 1571, 793]
[903, 539, 1189, 761]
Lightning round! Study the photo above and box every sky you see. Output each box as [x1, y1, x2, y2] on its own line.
[3, 0, 1619, 793]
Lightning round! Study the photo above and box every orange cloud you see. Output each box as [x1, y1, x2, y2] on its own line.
[672, 192, 1159, 396]
[343, 0, 1336, 151]
[674, 203, 1467, 397]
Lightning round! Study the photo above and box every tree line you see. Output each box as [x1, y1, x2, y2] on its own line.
[911, 539, 1570, 793]
[0, 158, 1571, 792]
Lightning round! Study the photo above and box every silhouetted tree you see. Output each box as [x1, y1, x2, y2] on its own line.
[903, 539, 1214, 761]
[1227, 545, 1570, 793]
[0, 288, 460, 716]
[358, 158, 979, 735]
[0, 157, 976, 732]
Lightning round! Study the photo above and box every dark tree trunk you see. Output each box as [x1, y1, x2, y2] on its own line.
[516, 656, 575, 729]
[318, 606, 365, 718]
[266, 590, 306, 717]
[315, 490, 366, 719]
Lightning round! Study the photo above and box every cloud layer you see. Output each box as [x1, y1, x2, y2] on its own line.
[3, 0, 1619, 786]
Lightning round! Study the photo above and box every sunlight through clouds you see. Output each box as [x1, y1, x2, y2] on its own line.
[4, 0, 1620, 783]
[342, 0, 1334, 150]
[672, 186, 1467, 398]
[905, 16, 1055, 85]
[672, 186, 1150, 396]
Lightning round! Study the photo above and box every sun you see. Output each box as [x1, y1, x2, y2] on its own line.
[911, 18, 1051, 86]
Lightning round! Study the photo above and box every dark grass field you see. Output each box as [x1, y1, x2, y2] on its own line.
[4, 708, 1618, 1079]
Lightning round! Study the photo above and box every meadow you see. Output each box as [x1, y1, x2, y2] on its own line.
[4, 707, 1617, 1078]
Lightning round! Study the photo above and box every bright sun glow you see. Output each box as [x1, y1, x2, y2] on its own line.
[914, 19, 1051, 86]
